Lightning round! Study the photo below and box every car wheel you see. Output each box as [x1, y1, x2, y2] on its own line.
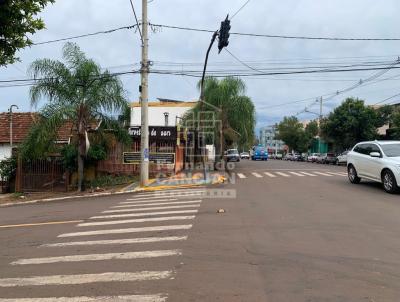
[382, 170, 398, 194]
[336, 159, 339, 165]
[348, 165, 361, 184]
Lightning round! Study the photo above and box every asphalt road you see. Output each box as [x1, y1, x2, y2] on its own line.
[1, 159, 400, 301]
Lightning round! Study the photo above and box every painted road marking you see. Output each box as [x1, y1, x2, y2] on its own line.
[130, 190, 206, 199]
[289, 172, 305, 177]
[11, 250, 181, 265]
[0, 295, 167, 302]
[135, 188, 205, 197]
[58, 224, 192, 238]
[90, 209, 198, 220]
[313, 171, 333, 176]
[299, 172, 317, 176]
[0, 271, 172, 287]
[77, 216, 195, 227]
[126, 194, 203, 201]
[113, 200, 202, 208]
[42, 236, 188, 248]
[276, 172, 290, 177]
[0, 220, 83, 229]
[237, 173, 246, 179]
[264, 172, 276, 178]
[252, 172, 263, 178]
[327, 172, 347, 176]
[104, 202, 201, 213]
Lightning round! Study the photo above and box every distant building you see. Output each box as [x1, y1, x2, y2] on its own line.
[259, 125, 285, 154]
[130, 98, 197, 127]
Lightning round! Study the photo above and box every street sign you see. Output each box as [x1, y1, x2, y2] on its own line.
[129, 126, 177, 141]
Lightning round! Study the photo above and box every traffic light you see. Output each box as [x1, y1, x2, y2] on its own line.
[218, 15, 231, 53]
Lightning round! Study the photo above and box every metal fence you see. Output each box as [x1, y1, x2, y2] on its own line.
[16, 157, 68, 192]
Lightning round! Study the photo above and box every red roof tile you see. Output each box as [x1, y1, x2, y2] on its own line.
[0, 112, 73, 143]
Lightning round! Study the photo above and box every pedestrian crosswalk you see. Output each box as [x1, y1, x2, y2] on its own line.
[234, 170, 347, 179]
[0, 186, 206, 301]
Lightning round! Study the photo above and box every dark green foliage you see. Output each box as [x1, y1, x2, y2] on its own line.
[320, 98, 384, 150]
[277, 116, 309, 152]
[0, 156, 17, 180]
[88, 175, 137, 189]
[0, 0, 54, 65]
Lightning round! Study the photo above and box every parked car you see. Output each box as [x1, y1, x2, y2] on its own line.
[299, 153, 308, 162]
[226, 149, 240, 162]
[325, 152, 337, 164]
[252, 146, 268, 161]
[316, 153, 327, 163]
[283, 154, 292, 161]
[275, 153, 283, 160]
[336, 151, 349, 165]
[347, 140, 400, 193]
[307, 153, 320, 162]
[240, 152, 250, 159]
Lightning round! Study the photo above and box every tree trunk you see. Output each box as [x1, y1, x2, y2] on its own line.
[77, 151, 84, 192]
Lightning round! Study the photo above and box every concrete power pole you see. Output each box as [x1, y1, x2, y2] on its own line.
[318, 97, 323, 153]
[140, 0, 149, 187]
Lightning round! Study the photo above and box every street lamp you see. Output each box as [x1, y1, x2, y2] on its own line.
[8, 104, 19, 149]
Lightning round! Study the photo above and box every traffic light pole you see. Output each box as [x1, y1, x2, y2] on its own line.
[140, 0, 149, 187]
[199, 31, 218, 181]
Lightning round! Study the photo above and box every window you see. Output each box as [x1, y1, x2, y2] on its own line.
[381, 143, 400, 157]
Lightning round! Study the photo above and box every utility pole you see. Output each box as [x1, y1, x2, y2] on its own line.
[9, 104, 19, 150]
[318, 97, 323, 154]
[140, 0, 149, 187]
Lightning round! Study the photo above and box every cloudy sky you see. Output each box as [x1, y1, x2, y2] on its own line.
[2, 0, 400, 133]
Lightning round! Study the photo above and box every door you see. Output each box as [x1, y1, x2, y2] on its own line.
[363, 143, 383, 181]
[352, 144, 369, 176]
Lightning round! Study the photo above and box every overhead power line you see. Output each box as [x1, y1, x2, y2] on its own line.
[129, 0, 143, 44]
[33, 25, 136, 46]
[150, 23, 400, 41]
[231, 0, 251, 19]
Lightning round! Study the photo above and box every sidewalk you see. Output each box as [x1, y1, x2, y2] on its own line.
[0, 170, 227, 207]
[132, 170, 227, 192]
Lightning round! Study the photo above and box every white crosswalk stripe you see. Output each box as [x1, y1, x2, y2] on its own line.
[42, 236, 188, 248]
[264, 172, 276, 178]
[103, 203, 201, 213]
[289, 171, 305, 177]
[135, 188, 205, 197]
[237, 173, 246, 179]
[2, 186, 202, 300]
[326, 172, 347, 176]
[77, 216, 195, 227]
[0, 295, 167, 302]
[275, 172, 290, 177]
[313, 171, 333, 176]
[299, 172, 317, 176]
[251, 172, 263, 178]
[0, 271, 172, 287]
[11, 250, 181, 265]
[58, 224, 193, 237]
[90, 209, 198, 219]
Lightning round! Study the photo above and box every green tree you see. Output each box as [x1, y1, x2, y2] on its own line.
[320, 97, 383, 150]
[276, 116, 307, 152]
[389, 108, 400, 139]
[0, 0, 55, 66]
[189, 77, 255, 157]
[23, 42, 130, 192]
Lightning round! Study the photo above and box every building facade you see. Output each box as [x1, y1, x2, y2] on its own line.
[259, 125, 285, 154]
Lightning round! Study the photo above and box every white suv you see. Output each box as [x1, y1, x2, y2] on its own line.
[347, 141, 400, 193]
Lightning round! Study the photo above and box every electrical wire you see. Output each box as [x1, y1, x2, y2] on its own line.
[150, 23, 400, 41]
[231, 0, 251, 19]
[33, 25, 136, 45]
[129, 0, 143, 44]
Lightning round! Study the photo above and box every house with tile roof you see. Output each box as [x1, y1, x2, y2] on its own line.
[0, 112, 72, 161]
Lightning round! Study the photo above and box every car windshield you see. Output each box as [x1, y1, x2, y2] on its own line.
[381, 144, 400, 157]
[228, 150, 239, 154]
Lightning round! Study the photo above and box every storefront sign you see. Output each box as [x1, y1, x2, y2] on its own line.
[129, 126, 177, 141]
[123, 152, 175, 164]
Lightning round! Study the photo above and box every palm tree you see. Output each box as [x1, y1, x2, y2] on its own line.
[193, 77, 255, 157]
[26, 42, 129, 192]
